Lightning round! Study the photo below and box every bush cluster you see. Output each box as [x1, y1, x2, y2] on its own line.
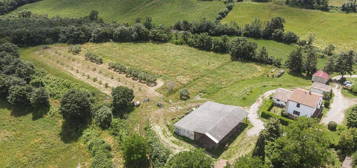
[83, 130, 113, 168]
[261, 111, 293, 126]
[85, 52, 103, 64]
[109, 62, 157, 85]
[0, 0, 40, 15]
[0, 42, 49, 108]
[173, 17, 299, 44]
[286, 0, 329, 11]
[215, 3, 234, 21]
[342, 1, 357, 13]
[174, 33, 282, 66]
[68, 45, 81, 55]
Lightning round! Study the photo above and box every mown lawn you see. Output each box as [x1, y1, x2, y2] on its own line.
[9, 0, 225, 25]
[222, 2, 357, 50]
[0, 100, 91, 168]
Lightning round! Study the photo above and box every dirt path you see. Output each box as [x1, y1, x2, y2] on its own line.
[321, 84, 357, 124]
[246, 90, 275, 136]
[152, 125, 188, 154]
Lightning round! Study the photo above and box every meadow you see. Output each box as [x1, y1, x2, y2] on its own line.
[222, 2, 357, 50]
[9, 0, 225, 25]
[0, 100, 91, 168]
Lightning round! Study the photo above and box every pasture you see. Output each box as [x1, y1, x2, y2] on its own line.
[0, 101, 91, 168]
[9, 0, 225, 25]
[222, 2, 357, 50]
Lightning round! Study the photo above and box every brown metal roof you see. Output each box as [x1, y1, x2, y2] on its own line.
[288, 88, 322, 108]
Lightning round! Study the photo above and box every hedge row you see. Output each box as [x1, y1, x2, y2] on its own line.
[261, 111, 294, 126]
[108, 62, 157, 86]
[85, 52, 103, 64]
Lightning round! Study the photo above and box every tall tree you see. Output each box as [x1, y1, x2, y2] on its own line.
[123, 134, 149, 168]
[166, 149, 213, 168]
[335, 51, 354, 78]
[286, 48, 304, 74]
[323, 55, 336, 73]
[111, 86, 134, 117]
[304, 49, 318, 76]
[266, 118, 331, 168]
[60, 89, 92, 123]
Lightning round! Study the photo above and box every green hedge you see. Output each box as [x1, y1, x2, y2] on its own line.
[259, 99, 274, 114]
[261, 111, 294, 125]
[108, 62, 157, 86]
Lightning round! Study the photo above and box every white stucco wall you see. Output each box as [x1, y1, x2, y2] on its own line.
[310, 88, 324, 95]
[286, 101, 317, 117]
[174, 126, 194, 140]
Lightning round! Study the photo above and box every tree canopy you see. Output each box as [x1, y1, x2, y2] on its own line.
[60, 89, 92, 123]
[165, 149, 213, 168]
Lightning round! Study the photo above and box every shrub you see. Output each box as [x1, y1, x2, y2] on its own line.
[112, 86, 134, 117]
[85, 52, 103, 64]
[328, 121, 337, 131]
[261, 111, 293, 125]
[110, 119, 128, 142]
[123, 134, 149, 168]
[179, 88, 190, 100]
[95, 106, 112, 129]
[166, 149, 213, 168]
[7, 85, 32, 106]
[60, 89, 92, 123]
[347, 106, 357, 128]
[68, 45, 81, 55]
[30, 87, 49, 107]
[87, 138, 113, 168]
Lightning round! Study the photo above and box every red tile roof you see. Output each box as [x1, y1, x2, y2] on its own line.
[288, 88, 322, 108]
[313, 71, 330, 80]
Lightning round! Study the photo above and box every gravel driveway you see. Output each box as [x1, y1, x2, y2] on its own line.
[321, 83, 357, 124]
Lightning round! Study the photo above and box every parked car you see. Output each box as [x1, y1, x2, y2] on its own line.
[343, 81, 352, 86]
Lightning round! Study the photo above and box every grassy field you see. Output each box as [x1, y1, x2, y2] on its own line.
[0, 100, 91, 168]
[28, 42, 310, 107]
[222, 2, 357, 50]
[9, 0, 225, 25]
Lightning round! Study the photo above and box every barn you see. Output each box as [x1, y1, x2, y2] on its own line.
[312, 70, 330, 84]
[174, 101, 248, 149]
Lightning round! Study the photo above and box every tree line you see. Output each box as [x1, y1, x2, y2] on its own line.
[0, 42, 49, 109]
[286, 0, 329, 11]
[173, 17, 299, 45]
[0, 0, 40, 15]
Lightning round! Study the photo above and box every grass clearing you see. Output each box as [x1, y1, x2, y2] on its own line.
[9, 0, 225, 25]
[0, 100, 91, 168]
[222, 2, 357, 50]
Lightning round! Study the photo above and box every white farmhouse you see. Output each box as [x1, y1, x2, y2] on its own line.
[272, 88, 293, 107]
[310, 82, 332, 95]
[286, 88, 323, 117]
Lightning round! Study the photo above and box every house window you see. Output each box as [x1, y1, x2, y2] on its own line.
[293, 110, 300, 116]
[296, 103, 300, 108]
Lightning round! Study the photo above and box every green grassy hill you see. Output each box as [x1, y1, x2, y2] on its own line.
[222, 2, 357, 50]
[9, 0, 225, 25]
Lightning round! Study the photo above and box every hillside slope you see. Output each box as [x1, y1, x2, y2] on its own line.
[222, 2, 357, 50]
[9, 0, 225, 25]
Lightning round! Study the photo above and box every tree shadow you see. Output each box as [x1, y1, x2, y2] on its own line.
[32, 105, 50, 120]
[60, 119, 89, 143]
[113, 105, 135, 119]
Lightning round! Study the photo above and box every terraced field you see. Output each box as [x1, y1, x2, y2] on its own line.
[9, 0, 225, 25]
[223, 2, 357, 50]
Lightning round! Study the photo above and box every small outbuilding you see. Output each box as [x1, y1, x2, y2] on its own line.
[312, 70, 330, 84]
[272, 88, 293, 107]
[174, 101, 248, 149]
[310, 82, 332, 95]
